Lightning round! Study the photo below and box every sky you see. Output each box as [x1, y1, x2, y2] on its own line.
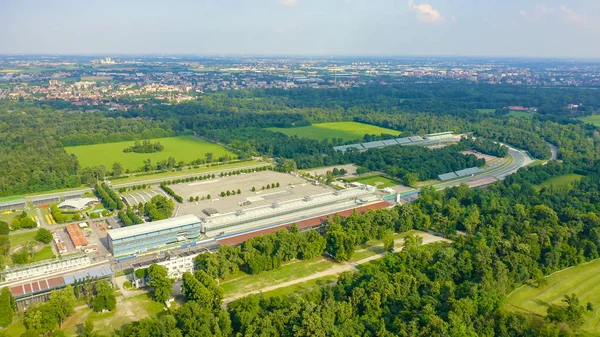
[2, 0, 600, 58]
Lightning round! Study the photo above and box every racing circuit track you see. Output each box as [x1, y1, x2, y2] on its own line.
[399, 146, 535, 203]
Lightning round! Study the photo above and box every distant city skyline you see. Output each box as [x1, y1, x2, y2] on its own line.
[2, 0, 600, 58]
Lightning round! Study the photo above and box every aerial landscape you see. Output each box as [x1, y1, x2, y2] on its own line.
[2, 0, 600, 336]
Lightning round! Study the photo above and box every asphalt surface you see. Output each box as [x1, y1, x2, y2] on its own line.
[399, 146, 534, 202]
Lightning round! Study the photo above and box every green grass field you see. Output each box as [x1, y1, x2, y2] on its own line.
[347, 174, 401, 188]
[261, 276, 338, 298]
[268, 122, 400, 141]
[3, 320, 26, 337]
[579, 115, 600, 127]
[475, 108, 496, 114]
[509, 110, 534, 119]
[536, 174, 583, 189]
[32, 246, 56, 262]
[506, 259, 600, 334]
[220, 257, 334, 297]
[64, 136, 236, 171]
[0, 210, 36, 223]
[8, 230, 37, 247]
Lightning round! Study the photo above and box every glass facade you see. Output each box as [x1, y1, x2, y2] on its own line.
[109, 221, 202, 257]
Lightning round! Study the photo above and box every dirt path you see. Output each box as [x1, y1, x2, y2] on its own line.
[222, 232, 450, 306]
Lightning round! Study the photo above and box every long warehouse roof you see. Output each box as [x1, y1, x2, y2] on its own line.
[107, 214, 201, 240]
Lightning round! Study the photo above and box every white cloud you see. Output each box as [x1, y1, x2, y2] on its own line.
[408, 0, 442, 24]
[520, 5, 585, 24]
[279, 0, 298, 7]
[560, 6, 585, 24]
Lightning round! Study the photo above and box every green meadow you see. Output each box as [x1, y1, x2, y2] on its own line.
[64, 136, 236, 171]
[268, 122, 400, 141]
[506, 259, 600, 334]
[579, 115, 600, 127]
[536, 174, 583, 189]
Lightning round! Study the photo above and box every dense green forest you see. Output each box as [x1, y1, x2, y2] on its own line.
[102, 160, 600, 337]
[4, 82, 600, 336]
[1, 83, 600, 197]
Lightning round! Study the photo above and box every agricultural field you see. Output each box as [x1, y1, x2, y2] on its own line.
[579, 115, 600, 127]
[347, 174, 401, 188]
[536, 174, 583, 189]
[64, 136, 236, 171]
[506, 259, 600, 334]
[268, 122, 400, 141]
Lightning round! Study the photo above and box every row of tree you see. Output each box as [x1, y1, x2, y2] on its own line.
[117, 209, 144, 227]
[159, 183, 183, 203]
[95, 183, 123, 210]
[196, 228, 326, 278]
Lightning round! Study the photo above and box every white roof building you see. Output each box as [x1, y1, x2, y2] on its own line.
[57, 198, 99, 211]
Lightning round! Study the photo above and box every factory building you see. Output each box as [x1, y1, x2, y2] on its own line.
[107, 214, 202, 258]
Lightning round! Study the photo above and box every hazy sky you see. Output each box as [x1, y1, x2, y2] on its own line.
[2, 0, 599, 57]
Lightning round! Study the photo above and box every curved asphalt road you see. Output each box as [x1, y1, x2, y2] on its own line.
[400, 146, 533, 202]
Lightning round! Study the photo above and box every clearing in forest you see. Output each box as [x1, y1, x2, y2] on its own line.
[506, 258, 600, 334]
[268, 122, 400, 141]
[64, 136, 236, 171]
[347, 174, 401, 188]
[579, 115, 600, 127]
[535, 174, 583, 189]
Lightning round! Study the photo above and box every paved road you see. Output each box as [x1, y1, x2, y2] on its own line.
[35, 208, 47, 227]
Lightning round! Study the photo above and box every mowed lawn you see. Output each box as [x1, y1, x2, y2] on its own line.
[536, 174, 583, 189]
[32, 246, 56, 262]
[268, 122, 400, 141]
[580, 115, 600, 127]
[64, 136, 236, 171]
[506, 259, 600, 333]
[220, 257, 334, 297]
[348, 174, 401, 188]
[8, 230, 37, 247]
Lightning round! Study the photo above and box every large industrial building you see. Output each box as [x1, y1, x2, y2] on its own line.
[107, 214, 202, 258]
[333, 131, 457, 152]
[1, 254, 91, 282]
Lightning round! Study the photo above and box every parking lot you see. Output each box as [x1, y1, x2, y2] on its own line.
[170, 171, 330, 217]
[121, 188, 170, 206]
